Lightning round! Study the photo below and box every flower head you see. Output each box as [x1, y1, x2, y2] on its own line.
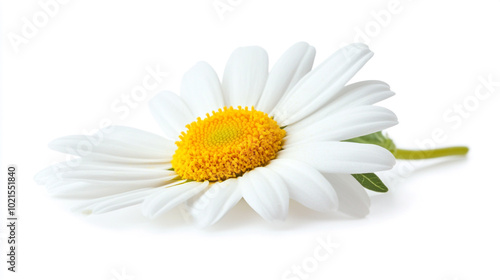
[172, 106, 286, 182]
[36, 42, 398, 227]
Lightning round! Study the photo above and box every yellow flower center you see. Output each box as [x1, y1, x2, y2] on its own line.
[172, 106, 286, 182]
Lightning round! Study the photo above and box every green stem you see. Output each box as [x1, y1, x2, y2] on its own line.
[394, 146, 469, 160]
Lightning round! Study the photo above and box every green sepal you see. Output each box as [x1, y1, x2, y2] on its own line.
[352, 173, 388, 193]
[344, 131, 396, 155]
[345, 132, 392, 192]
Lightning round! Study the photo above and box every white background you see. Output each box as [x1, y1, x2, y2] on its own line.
[1, 0, 500, 279]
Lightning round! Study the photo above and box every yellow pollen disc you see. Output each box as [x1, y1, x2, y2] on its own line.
[172, 106, 286, 182]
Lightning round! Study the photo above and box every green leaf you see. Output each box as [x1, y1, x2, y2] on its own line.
[344, 131, 397, 155]
[344, 132, 392, 191]
[352, 173, 388, 193]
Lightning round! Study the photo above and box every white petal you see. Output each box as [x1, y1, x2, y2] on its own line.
[272, 43, 373, 126]
[278, 141, 396, 173]
[222, 46, 268, 108]
[266, 159, 338, 212]
[35, 163, 168, 185]
[59, 167, 174, 181]
[331, 80, 395, 108]
[322, 173, 370, 217]
[142, 181, 208, 219]
[46, 180, 171, 198]
[49, 127, 175, 162]
[38, 163, 174, 182]
[38, 126, 175, 189]
[239, 167, 289, 222]
[285, 105, 398, 146]
[180, 62, 224, 119]
[149, 91, 194, 140]
[256, 42, 315, 113]
[187, 179, 242, 227]
[289, 80, 395, 131]
[80, 153, 171, 164]
[94, 126, 173, 149]
[43, 165, 178, 198]
[75, 188, 157, 214]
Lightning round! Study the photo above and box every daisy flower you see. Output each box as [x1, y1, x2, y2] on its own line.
[36, 42, 398, 227]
